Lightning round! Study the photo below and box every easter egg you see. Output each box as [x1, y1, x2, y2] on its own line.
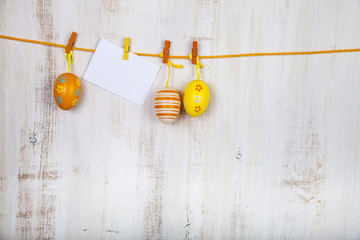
[53, 73, 81, 110]
[154, 87, 181, 124]
[183, 80, 210, 117]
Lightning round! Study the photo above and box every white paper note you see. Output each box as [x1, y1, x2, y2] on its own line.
[83, 38, 160, 105]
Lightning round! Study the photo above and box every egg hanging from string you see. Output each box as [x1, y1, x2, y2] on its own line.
[183, 80, 210, 117]
[154, 41, 184, 124]
[53, 32, 81, 110]
[154, 87, 181, 124]
[53, 73, 81, 110]
[183, 47, 210, 117]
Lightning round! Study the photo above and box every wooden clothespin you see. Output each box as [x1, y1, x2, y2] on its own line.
[163, 40, 171, 63]
[65, 32, 77, 54]
[192, 41, 198, 64]
[123, 37, 130, 60]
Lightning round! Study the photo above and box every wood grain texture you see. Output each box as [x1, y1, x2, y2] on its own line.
[1, 0, 360, 239]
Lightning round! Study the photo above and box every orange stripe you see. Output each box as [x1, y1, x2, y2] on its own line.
[159, 117, 177, 119]
[157, 90, 179, 94]
[156, 113, 179, 117]
[159, 118, 177, 120]
[154, 100, 181, 104]
[154, 103, 180, 106]
[154, 97, 180, 101]
[155, 109, 180, 113]
[155, 110, 180, 114]
[154, 105, 180, 109]
[155, 108, 180, 111]
[158, 115, 177, 118]
[156, 93, 179, 97]
[156, 111, 180, 114]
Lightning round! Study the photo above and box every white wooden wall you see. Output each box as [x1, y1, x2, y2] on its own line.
[1, 0, 359, 239]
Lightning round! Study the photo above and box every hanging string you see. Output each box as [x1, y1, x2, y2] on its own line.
[1, 34, 360, 59]
[159, 52, 183, 87]
[64, 48, 73, 72]
[189, 53, 204, 81]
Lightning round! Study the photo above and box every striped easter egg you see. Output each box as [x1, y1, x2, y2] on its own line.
[154, 87, 181, 124]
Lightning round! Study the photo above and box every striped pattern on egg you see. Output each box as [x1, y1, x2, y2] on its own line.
[154, 87, 181, 124]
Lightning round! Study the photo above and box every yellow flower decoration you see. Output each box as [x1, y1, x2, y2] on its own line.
[57, 85, 63, 93]
[76, 79, 81, 87]
[72, 98, 78, 106]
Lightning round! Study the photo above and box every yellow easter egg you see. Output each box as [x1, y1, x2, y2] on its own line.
[154, 87, 181, 124]
[53, 73, 81, 110]
[183, 80, 210, 117]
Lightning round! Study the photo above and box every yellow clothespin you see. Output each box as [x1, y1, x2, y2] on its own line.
[123, 37, 130, 60]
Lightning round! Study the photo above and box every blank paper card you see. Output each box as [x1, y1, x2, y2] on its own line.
[83, 38, 160, 105]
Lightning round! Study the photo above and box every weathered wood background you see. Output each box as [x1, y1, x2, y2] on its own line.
[1, 0, 360, 239]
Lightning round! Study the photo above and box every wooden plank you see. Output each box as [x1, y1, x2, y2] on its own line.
[0, 0, 359, 239]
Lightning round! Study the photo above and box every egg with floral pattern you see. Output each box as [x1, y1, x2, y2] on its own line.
[53, 73, 81, 110]
[183, 80, 210, 117]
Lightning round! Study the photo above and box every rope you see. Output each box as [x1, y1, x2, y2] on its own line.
[159, 52, 183, 87]
[1, 34, 360, 59]
[189, 53, 204, 81]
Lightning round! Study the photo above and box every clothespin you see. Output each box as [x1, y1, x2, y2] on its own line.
[192, 41, 198, 64]
[123, 37, 130, 60]
[65, 32, 77, 54]
[163, 40, 171, 63]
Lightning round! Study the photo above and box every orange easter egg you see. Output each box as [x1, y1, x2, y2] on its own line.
[53, 73, 81, 110]
[154, 87, 181, 124]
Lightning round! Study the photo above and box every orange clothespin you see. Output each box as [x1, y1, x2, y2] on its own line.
[123, 37, 130, 60]
[163, 40, 171, 63]
[65, 32, 77, 54]
[192, 41, 198, 64]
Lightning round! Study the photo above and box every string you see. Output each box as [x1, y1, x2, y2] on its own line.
[64, 48, 73, 72]
[159, 52, 183, 87]
[189, 53, 204, 81]
[1, 34, 360, 59]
